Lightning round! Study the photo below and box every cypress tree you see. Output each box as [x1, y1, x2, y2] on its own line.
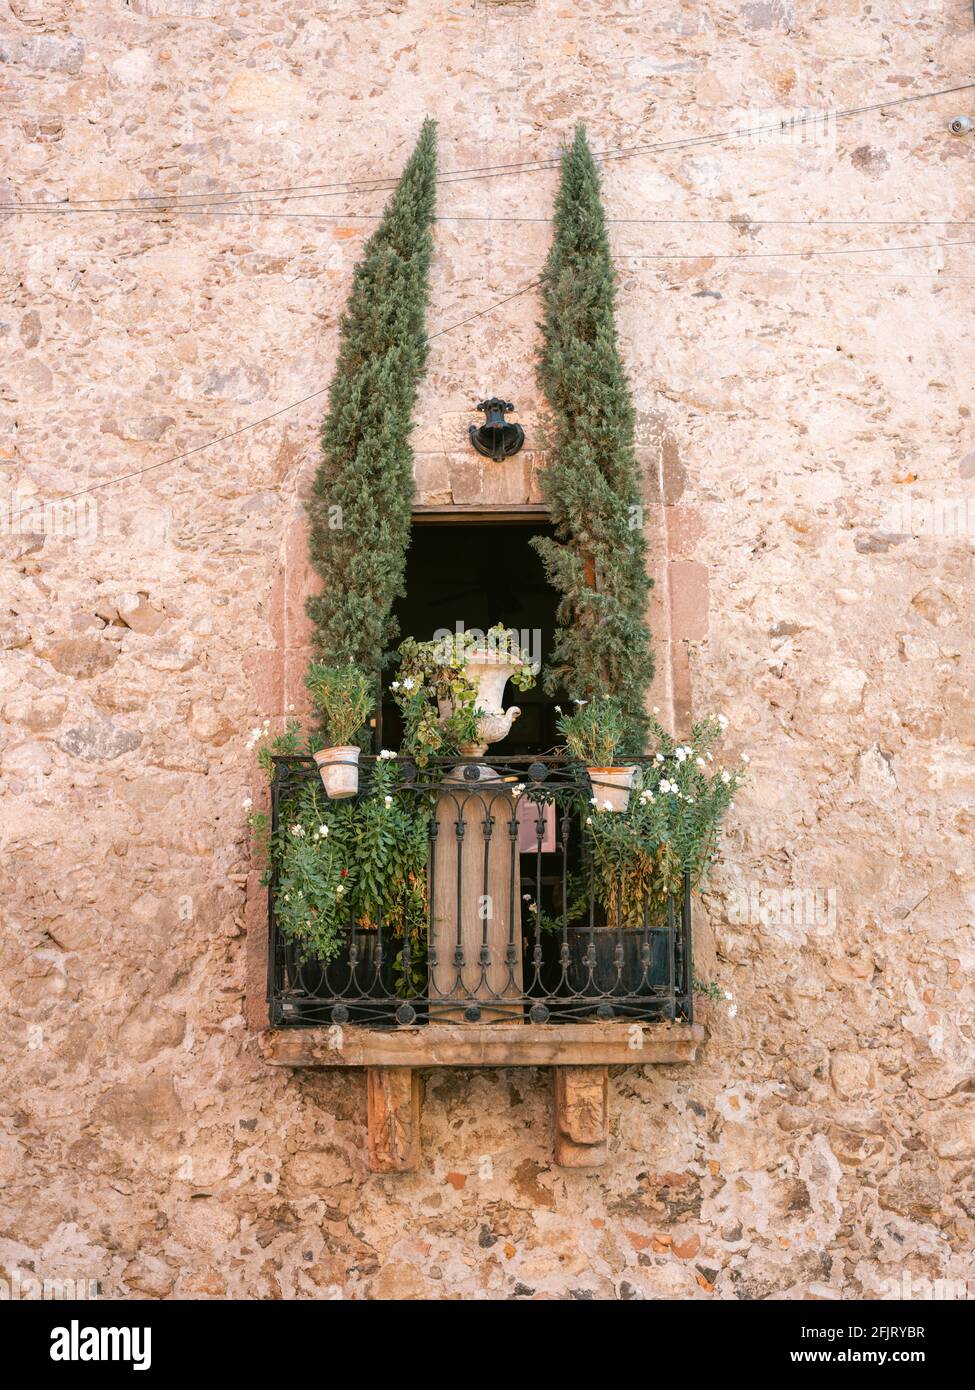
[531, 124, 654, 754]
[306, 119, 437, 674]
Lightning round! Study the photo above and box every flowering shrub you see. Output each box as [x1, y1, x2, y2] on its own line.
[583, 713, 745, 925]
[249, 729, 429, 966]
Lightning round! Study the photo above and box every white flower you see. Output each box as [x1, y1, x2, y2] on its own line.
[717, 713, 729, 730]
[335, 884, 344, 896]
[523, 893, 532, 902]
[659, 779, 677, 794]
[655, 752, 664, 763]
[728, 1003, 738, 1018]
[573, 698, 588, 706]
[289, 823, 305, 837]
[390, 680, 400, 691]
[585, 816, 593, 826]
[652, 705, 660, 715]
[287, 703, 295, 712]
[590, 795, 598, 806]
[603, 800, 613, 811]
[401, 677, 415, 691]
[554, 704, 563, 714]
[263, 718, 270, 727]
[384, 795, 393, 807]
[696, 758, 707, 769]
[706, 752, 713, 762]
[724, 990, 733, 1000]
[242, 797, 253, 810]
[512, 782, 526, 795]
[378, 749, 397, 760]
[721, 770, 731, 784]
[318, 824, 329, 837]
[741, 753, 750, 764]
[675, 747, 687, 763]
[249, 727, 262, 742]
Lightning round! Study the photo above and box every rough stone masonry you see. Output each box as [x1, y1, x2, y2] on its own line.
[1, 1, 974, 1300]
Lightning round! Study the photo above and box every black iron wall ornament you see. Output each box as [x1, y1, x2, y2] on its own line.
[469, 398, 525, 461]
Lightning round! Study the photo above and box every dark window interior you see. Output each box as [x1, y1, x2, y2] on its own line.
[379, 520, 565, 756]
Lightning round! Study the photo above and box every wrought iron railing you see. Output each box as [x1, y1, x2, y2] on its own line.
[267, 755, 693, 1028]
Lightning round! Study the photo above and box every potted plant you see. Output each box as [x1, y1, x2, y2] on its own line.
[557, 697, 636, 811]
[392, 625, 537, 762]
[305, 662, 374, 798]
[567, 713, 744, 1005]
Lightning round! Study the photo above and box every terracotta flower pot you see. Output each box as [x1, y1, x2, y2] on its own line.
[313, 745, 360, 799]
[587, 765, 638, 812]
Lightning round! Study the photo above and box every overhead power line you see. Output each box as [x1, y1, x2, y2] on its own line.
[2, 78, 972, 214]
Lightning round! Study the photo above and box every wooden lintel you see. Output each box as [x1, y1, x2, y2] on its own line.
[367, 1067, 421, 1173]
[263, 1021, 704, 1069]
[554, 1066, 609, 1167]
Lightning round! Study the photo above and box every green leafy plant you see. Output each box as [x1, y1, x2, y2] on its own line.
[305, 118, 437, 676]
[305, 662, 374, 747]
[265, 754, 430, 965]
[557, 696, 626, 766]
[531, 125, 654, 756]
[583, 713, 744, 926]
[391, 625, 536, 765]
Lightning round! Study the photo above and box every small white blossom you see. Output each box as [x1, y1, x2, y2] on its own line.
[696, 757, 706, 769]
[573, 698, 588, 706]
[318, 824, 329, 837]
[378, 748, 397, 760]
[585, 816, 593, 826]
[728, 1003, 738, 1018]
[554, 704, 563, 714]
[523, 893, 532, 902]
[335, 883, 344, 896]
[655, 752, 664, 763]
[717, 713, 729, 730]
[401, 677, 415, 691]
[741, 752, 750, 764]
[390, 680, 401, 691]
[242, 797, 253, 810]
[675, 747, 687, 763]
[652, 705, 660, 715]
[287, 703, 295, 712]
[721, 770, 731, 784]
[249, 727, 262, 742]
[384, 795, 393, 807]
[602, 800, 613, 811]
[724, 990, 733, 1000]
[512, 782, 526, 795]
[590, 795, 599, 806]
[289, 823, 305, 837]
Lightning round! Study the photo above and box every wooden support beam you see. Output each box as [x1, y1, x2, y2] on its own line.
[264, 1021, 704, 1069]
[366, 1067, 421, 1173]
[553, 1066, 609, 1167]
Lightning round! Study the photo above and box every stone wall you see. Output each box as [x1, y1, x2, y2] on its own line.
[2, 1, 974, 1300]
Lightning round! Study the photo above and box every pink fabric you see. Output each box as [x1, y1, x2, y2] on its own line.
[516, 797, 556, 853]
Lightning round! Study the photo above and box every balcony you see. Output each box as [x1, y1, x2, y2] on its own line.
[262, 754, 703, 1167]
[267, 753, 697, 1026]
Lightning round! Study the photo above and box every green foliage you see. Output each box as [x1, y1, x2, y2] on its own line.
[693, 975, 724, 1004]
[583, 713, 743, 926]
[531, 125, 654, 755]
[305, 662, 374, 747]
[306, 119, 437, 675]
[557, 696, 626, 766]
[391, 625, 536, 766]
[270, 756, 430, 964]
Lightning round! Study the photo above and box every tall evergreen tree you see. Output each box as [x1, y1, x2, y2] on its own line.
[531, 124, 654, 754]
[306, 119, 437, 674]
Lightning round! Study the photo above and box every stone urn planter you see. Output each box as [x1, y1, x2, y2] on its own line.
[313, 745, 360, 798]
[438, 645, 522, 756]
[587, 764, 638, 812]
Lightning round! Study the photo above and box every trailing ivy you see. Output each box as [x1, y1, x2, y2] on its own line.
[306, 118, 437, 676]
[531, 124, 654, 754]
